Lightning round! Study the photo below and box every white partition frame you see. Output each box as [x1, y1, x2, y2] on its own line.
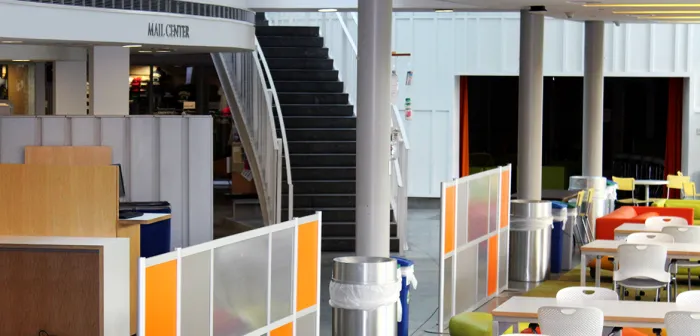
[0, 115, 213, 248]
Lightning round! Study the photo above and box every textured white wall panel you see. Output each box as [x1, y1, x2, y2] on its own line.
[0, 115, 213, 248]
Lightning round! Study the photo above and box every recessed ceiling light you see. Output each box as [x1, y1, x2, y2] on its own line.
[123, 44, 142, 48]
[1, 41, 22, 44]
[318, 8, 337, 12]
[435, 9, 454, 13]
[637, 15, 700, 19]
[615, 10, 700, 14]
[138, 50, 153, 53]
[12, 60, 29, 62]
[584, 3, 700, 7]
[155, 50, 172, 53]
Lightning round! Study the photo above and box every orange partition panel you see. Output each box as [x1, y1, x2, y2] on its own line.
[146, 260, 178, 336]
[500, 170, 510, 228]
[296, 220, 319, 312]
[487, 234, 499, 296]
[270, 322, 294, 336]
[444, 185, 456, 255]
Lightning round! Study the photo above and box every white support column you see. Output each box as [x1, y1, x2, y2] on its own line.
[516, 11, 545, 201]
[582, 21, 605, 177]
[355, 0, 392, 257]
[89, 46, 129, 115]
[53, 60, 87, 115]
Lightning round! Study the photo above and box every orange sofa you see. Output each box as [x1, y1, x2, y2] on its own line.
[595, 206, 694, 240]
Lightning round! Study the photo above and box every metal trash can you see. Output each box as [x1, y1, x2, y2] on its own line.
[509, 200, 553, 282]
[392, 257, 417, 336]
[330, 256, 401, 336]
[605, 180, 618, 214]
[561, 202, 578, 271]
[550, 201, 568, 274]
[569, 176, 608, 239]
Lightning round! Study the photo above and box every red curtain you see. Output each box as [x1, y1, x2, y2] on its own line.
[664, 78, 683, 198]
[459, 77, 470, 177]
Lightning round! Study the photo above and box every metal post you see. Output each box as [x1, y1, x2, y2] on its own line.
[356, 0, 393, 257]
[582, 21, 605, 177]
[516, 10, 545, 201]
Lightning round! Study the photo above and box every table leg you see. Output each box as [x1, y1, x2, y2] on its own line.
[645, 185, 650, 202]
[492, 320, 500, 336]
[595, 256, 602, 287]
[580, 253, 586, 286]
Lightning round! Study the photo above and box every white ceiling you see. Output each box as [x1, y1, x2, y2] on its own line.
[443, 0, 700, 22]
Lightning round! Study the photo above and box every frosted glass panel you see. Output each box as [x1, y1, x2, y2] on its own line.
[442, 256, 453, 327]
[456, 181, 468, 246]
[499, 230, 509, 290]
[468, 176, 490, 241]
[296, 311, 317, 336]
[477, 240, 488, 302]
[182, 250, 212, 336]
[213, 235, 269, 336]
[270, 228, 294, 323]
[455, 245, 477, 312]
[489, 173, 499, 233]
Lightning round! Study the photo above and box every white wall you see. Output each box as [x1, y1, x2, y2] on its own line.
[0, 116, 214, 248]
[90, 46, 129, 116]
[268, 11, 700, 196]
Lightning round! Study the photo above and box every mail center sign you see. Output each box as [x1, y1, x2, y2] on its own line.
[147, 23, 190, 38]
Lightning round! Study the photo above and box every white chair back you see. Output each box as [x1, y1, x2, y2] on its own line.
[538, 306, 604, 336]
[625, 232, 675, 244]
[676, 291, 700, 309]
[614, 244, 670, 283]
[645, 216, 688, 231]
[556, 286, 618, 302]
[665, 311, 700, 336]
[661, 226, 700, 244]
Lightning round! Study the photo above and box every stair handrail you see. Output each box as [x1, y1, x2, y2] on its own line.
[390, 103, 410, 255]
[335, 12, 358, 55]
[255, 37, 294, 220]
[331, 12, 359, 115]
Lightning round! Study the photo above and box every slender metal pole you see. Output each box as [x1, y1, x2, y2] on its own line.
[516, 10, 545, 201]
[356, 0, 393, 257]
[582, 21, 605, 177]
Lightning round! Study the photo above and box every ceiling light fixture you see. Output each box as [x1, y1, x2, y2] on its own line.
[614, 10, 700, 14]
[584, 3, 700, 7]
[318, 8, 337, 12]
[138, 50, 153, 53]
[435, 9, 454, 13]
[12, 60, 29, 62]
[1, 41, 22, 44]
[123, 44, 142, 48]
[155, 50, 172, 53]
[637, 15, 700, 19]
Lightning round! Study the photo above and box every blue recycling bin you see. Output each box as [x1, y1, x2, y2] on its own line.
[550, 201, 568, 274]
[393, 257, 416, 336]
[120, 201, 172, 258]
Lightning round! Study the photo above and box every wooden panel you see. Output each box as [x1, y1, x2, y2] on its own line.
[0, 247, 101, 335]
[117, 224, 140, 334]
[0, 164, 118, 237]
[24, 146, 112, 165]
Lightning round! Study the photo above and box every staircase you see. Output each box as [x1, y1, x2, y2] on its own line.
[256, 24, 399, 252]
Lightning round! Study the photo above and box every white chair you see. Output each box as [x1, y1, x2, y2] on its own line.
[645, 216, 688, 231]
[556, 286, 619, 302]
[661, 226, 700, 297]
[665, 311, 700, 336]
[625, 232, 675, 244]
[613, 244, 672, 301]
[538, 306, 604, 336]
[676, 290, 700, 309]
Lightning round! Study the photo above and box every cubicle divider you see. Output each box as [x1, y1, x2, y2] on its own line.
[0, 115, 212, 248]
[138, 213, 322, 336]
[438, 165, 512, 331]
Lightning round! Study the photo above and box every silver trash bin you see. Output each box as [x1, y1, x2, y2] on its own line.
[569, 176, 608, 239]
[330, 256, 401, 336]
[509, 200, 553, 282]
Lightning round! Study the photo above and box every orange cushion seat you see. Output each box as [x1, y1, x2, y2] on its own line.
[595, 206, 693, 240]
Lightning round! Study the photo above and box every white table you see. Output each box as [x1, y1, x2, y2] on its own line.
[580, 239, 700, 287]
[118, 213, 171, 225]
[491, 296, 698, 335]
[635, 179, 668, 203]
[613, 223, 658, 240]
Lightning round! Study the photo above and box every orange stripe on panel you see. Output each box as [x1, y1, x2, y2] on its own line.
[270, 322, 294, 336]
[487, 234, 499, 296]
[444, 185, 456, 255]
[296, 220, 319, 312]
[146, 260, 178, 336]
[500, 170, 510, 228]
